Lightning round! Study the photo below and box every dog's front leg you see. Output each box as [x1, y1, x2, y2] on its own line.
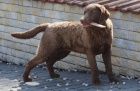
[102, 49, 119, 83]
[86, 50, 101, 85]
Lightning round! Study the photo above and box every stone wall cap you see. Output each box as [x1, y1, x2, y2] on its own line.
[34, 0, 140, 14]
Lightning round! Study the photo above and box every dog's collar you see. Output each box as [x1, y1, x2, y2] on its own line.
[83, 22, 106, 28]
[90, 22, 106, 28]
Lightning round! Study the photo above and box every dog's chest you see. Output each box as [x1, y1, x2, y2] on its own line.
[93, 44, 105, 55]
[90, 34, 111, 55]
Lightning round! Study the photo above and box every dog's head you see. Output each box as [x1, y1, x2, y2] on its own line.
[80, 4, 110, 28]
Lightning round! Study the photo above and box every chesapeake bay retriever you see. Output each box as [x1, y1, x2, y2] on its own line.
[11, 3, 119, 85]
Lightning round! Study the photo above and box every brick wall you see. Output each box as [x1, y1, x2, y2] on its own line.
[0, 0, 140, 78]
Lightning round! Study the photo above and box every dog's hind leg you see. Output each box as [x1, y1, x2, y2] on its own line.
[46, 50, 70, 78]
[23, 37, 51, 82]
[23, 55, 46, 82]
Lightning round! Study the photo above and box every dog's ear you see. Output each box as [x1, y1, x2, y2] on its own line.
[99, 6, 110, 24]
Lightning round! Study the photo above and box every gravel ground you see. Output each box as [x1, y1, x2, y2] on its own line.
[0, 61, 140, 91]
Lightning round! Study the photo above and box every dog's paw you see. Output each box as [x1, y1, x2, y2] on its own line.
[23, 77, 32, 82]
[109, 78, 119, 84]
[50, 73, 60, 78]
[92, 79, 101, 85]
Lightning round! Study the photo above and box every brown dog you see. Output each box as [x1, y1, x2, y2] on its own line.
[11, 4, 119, 85]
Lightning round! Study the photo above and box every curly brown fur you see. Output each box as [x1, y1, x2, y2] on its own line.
[11, 4, 119, 85]
[11, 23, 49, 39]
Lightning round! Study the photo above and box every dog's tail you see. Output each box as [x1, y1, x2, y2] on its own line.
[11, 23, 49, 39]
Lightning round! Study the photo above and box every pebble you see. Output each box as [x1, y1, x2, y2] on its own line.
[126, 76, 133, 80]
[110, 82, 115, 85]
[42, 66, 47, 70]
[96, 90, 100, 91]
[7, 63, 12, 65]
[63, 77, 67, 80]
[84, 83, 88, 86]
[44, 86, 48, 89]
[120, 75, 126, 79]
[74, 69, 77, 72]
[54, 69, 59, 72]
[33, 75, 38, 79]
[46, 79, 53, 81]
[77, 79, 80, 82]
[66, 83, 69, 86]
[82, 83, 88, 86]
[122, 82, 126, 85]
[57, 83, 61, 87]
[82, 83, 86, 85]
[13, 79, 18, 82]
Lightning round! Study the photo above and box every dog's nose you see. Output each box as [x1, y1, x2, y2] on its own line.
[80, 17, 85, 24]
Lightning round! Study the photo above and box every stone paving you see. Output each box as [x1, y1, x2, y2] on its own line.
[0, 61, 140, 91]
